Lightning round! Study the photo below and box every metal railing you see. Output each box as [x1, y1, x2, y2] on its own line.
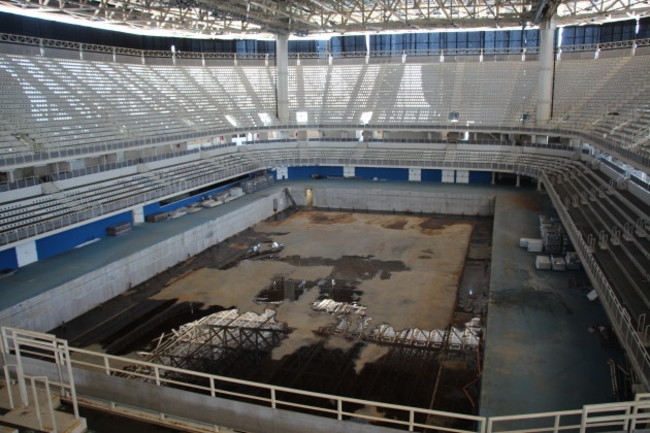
[0, 327, 81, 422]
[559, 37, 650, 53]
[3, 31, 649, 61]
[2, 326, 650, 433]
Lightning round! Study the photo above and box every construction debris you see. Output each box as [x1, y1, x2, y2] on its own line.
[312, 298, 482, 351]
[138, 309, 289, 374]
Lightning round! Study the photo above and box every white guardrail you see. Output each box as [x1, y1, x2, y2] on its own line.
[1, 327, 650, 433]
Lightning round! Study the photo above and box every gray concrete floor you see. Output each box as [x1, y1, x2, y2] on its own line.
[480, 189, 618, 417]
[0, 179, 619, 418]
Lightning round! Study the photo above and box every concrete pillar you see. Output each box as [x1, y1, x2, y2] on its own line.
[491, 171, 496, 185]
[133, 206, 145, 225]
[276, 167, 288, 180]
[537, 18, 556, 124]
[16, 241, 38, 267]
[408, 168, 422, 182]
[344, 166, 356, 178]
[516, 174, 521, 188]
[275, 35, 290, 124]
[537, 178, 543, 191]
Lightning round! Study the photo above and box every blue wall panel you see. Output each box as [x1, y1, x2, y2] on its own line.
[0, 248, 17, 270]
[355, 167, 408, 181]
[36, 211, 132, 261]
[469, 171, 492, 184]
[287, 166, 343, 179]
[421, 169, 442, 183]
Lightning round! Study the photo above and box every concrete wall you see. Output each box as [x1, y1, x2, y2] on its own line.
[290, 186, 495, 216]
[17, 356, 401, 433]
[0, 190, 291, 332]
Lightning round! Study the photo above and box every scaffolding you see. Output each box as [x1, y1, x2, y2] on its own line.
[140, 309, 289, 375]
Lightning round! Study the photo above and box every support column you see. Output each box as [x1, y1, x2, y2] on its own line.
[537, 178, 542, 191]
[516, 175, 521, 188]
[133, 206, 145, 225]
[491, 171, 496, 185]
[275, 35, 290, 124]
[536, 18, 556, 124]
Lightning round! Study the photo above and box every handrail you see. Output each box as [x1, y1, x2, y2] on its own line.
[4, 333, 485, 433]
[1, 32, 649, 61]
[3, 326, 650, 433]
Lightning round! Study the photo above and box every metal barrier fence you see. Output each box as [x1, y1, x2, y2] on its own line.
[2, 326, 650, 433]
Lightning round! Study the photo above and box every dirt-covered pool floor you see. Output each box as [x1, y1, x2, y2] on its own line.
[54, 209, 491, 420]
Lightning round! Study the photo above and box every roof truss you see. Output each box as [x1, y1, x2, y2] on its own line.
[1, 0, 649, 37]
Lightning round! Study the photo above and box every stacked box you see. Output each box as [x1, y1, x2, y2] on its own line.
[535, 255, 552, 270]
[527, 239, 544, 252]
[229, 187, 245, 197]
[565, 252, 582, 270]
[242, 174, 275, 194]
[543, 228, 564, 254]
[146, 212, 169, 223]
[539, 214, 567, 254]
[551, 256, 566, 271]
[519, 238, 531, 248]
[106, 222, 131, 236]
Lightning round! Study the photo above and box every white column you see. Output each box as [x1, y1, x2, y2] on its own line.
[133, 206, 145, 224]
[16, 241, 38, 267]
[276, 167, 289, 180]
[537, 18, 556, 124]
[276, 35, 290, 124]
[491, 171, 496, 185]
[442, 169, 455, 183]
[344, 166, 356, 178]
[456, 170, 469, 184]
[516, 174, 521, 188]
[408, 168, 421, 182]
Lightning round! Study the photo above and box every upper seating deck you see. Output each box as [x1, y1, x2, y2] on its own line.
[0, 45, 648, 170]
